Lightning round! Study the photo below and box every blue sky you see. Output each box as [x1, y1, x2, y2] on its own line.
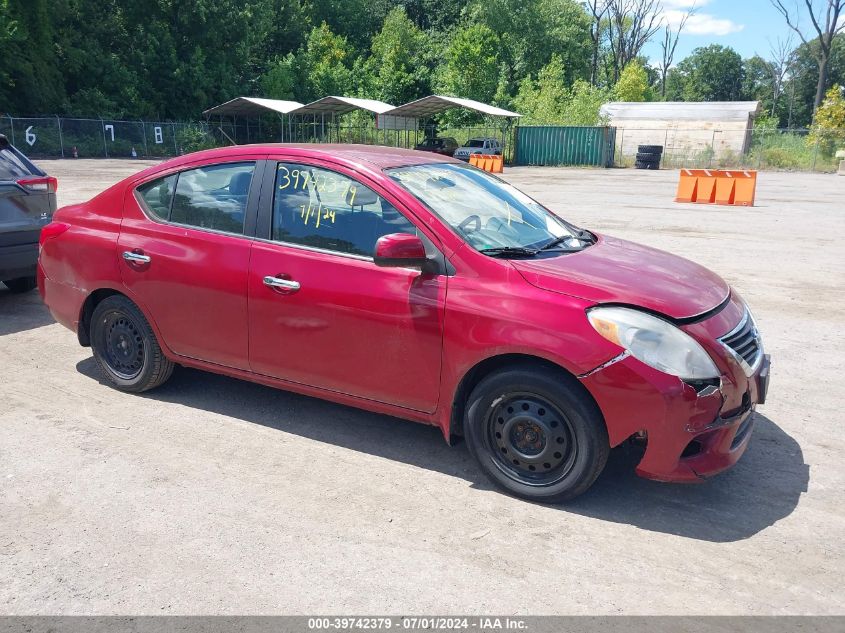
[641, 0, 822, 64]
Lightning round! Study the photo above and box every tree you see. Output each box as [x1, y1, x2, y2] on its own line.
[672, 44, 745, 101]
[614, 60, 651, 101]
[770, 0, 845, 113]
[399, 0, 471, 32]
[768, 37, 796, 117]
[606, 0, 663, 83]
[438, 23, 502, 105]
[783, 34, 845, 126]
[261, 54, 299, 101]
[307, 0, 393, 52]
[513, 56, 612, 125]
[466, 0, 591, 86]
[586, 0, 610, 85]
[365, 7, 431, 106]
[0, 0, 65, 114]
[512, 55, 571, 124]
[659, 3, 695, 97]
[808, 84, 845, 153]
[295, 23, 356, 101]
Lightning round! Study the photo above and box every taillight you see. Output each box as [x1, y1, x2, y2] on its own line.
[39, 222, 70, 250]
[17, 176, 58, 193]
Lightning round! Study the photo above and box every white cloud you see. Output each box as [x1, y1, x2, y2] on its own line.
[663, 10, 745, 36]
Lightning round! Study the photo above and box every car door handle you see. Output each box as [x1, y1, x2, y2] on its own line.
[122, 251, 151, 264]
[263, 275, 301, 291]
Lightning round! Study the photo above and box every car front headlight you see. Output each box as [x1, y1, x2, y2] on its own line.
[587, 306, 719, 380]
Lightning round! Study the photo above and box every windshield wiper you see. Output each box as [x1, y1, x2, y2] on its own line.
[540, 230, 596, 251]
[479, 246, 539, 258]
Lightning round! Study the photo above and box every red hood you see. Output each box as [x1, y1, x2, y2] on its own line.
[511, 234, 729, 320]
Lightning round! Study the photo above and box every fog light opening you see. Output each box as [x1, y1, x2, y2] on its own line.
[681, 439, 704, 458]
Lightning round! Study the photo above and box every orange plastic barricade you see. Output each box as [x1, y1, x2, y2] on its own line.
[468, 154, 479, 167]
[491, 155, 504, 173]
[482, 156, 494, 172]
[675, 169, 757, 207]
[727, 170, 757, 206]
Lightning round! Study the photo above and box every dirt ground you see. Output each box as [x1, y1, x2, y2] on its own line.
[1, 158, 843, 615]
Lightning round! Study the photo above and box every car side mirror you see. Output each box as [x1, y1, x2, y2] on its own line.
[373, 233, 429, 268]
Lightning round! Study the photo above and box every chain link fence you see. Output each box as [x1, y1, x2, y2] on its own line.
[0, 116, 211, 159]
[614, 126, 845, 173]
[3, 116, 842, 172]
[0, 115, 517, 163]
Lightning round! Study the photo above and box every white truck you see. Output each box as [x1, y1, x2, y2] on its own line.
[453, 137, 502, 162]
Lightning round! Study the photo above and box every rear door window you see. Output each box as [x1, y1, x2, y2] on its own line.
[170, 162, 255, 235]
[136, 174, 177, 221]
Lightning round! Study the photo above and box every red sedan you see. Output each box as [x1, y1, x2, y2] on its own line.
[38, 145, 770, 502]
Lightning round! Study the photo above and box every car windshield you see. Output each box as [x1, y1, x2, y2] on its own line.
[387, 163, 586, 254]
[465, 140, 485, 148]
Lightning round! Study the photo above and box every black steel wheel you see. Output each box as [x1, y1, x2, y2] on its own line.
[464, 365, 609, 503]
[100, 312, 145, 379]
[486, 393, 578, 486]
[90, 294, 174, 392]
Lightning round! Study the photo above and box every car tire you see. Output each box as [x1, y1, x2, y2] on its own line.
[638, 145, 663, 154]
[3, 276, 37, 293]
[90, 294, 174, 393]
[463, 365, 609, 503]
[635, 160, 660, 170]
[636, 151, 661, 161]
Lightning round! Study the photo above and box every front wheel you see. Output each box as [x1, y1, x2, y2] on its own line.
[464, 366, 609, 503]
[90, 295, 174, 393]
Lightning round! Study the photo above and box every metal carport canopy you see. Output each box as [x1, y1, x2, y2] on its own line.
[383, 95, 521, 118]
[289, 96, 396, 116]
[202, 97, 304, 117]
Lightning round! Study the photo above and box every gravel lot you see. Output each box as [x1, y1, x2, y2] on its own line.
[1, 158, 843, 615]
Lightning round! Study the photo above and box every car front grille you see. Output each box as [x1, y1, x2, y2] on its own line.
[719, 311, 762, 373]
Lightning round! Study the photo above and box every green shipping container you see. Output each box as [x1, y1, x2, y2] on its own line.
[514, 126, 616, 167]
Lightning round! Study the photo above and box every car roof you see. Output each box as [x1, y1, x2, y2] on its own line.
[169, 144, 458, 170]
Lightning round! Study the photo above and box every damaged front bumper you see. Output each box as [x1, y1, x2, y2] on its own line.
[580, 337, 770, 483]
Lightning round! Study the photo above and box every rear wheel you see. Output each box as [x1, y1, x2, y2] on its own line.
[90, 295, 174, 392]
[464, 366, 609, 503]
[3, 276, 37, 293]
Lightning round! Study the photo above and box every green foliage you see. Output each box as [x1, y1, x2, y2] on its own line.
[437, 23, 502, 122]
[781, 35, 845, 128]
[365, 7, 432, 106]
[514, 57, 610, 126]
[0, 0, 835, 132]
[668, 44, 744, 102]
[466, 0, 590, 86]
[176, 124, 218, 153]
[613, 61, 652, 102]
[296, 23, 356, 100]
[754, 113, 780, 130]
[261, 54, 298, 101]
[809, 85, 845, 156]
[512, 55, 570, 124]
